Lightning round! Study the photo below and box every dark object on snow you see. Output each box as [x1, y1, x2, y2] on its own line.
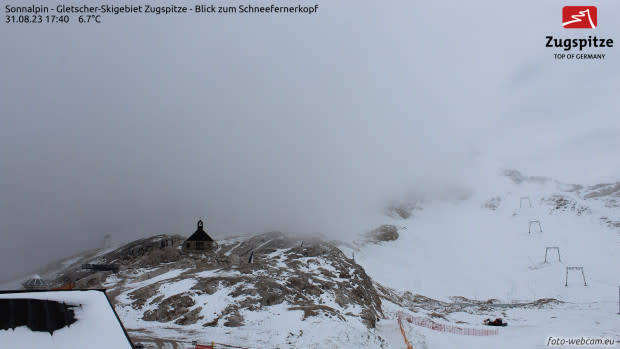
[484, 318, 507, 327]
[183, 220, 215, 252]
[0, 298, 77, 334]
[565, 266, 587, 287]
[248, 251, 254, 264]
[366, 225, 399, 243]
[81, 263, 120, 273]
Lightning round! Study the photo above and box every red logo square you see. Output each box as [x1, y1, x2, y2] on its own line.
[563, 6, 597, 29]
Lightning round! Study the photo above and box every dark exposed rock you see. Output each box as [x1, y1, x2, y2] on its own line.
[377, 283, 562, 315]
[143, 294, 195, 322]
[365, 225, 399, 243]
[253, 278, 288, 306]
[128, 284, 160, 309]
[193, 276, 240, 295]
[503, 169, 551, 185]
[385, 201, 422, 219]
[482, 197, 501, 210]
[174, 307, 203, 325]
[600, 217, 620, 230]
[55, 231, 385, 330]
[360, 308, 377, 328]
[103, 235, 185, 264]
[288, 305, 343, 320]
[584, 182, 620, 199]
[229, 231, 298, 256]
[223, 311, 244, 327]
[137, 248, 182, 267]
[542, 195, 591, 216]
[74, 271, 110, 289]
[203, 317, 219, 327]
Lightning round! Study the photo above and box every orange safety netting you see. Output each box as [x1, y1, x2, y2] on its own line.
[398, 312, 499, 337]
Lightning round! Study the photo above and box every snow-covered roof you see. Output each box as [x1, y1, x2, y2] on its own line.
[0, 290, 134, 349]
[22, 275, 49, 288]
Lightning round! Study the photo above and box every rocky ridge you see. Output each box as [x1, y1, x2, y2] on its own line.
[54, 232, 384, 330]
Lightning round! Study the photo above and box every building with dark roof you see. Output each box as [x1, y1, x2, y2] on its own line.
[183, 220, 215, 252]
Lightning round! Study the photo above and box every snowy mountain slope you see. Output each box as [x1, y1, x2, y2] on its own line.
[48, 232, 391, 348]
[3, 170, 618, 348]
[354, 170, 618, 301]
[350, 170, 619, 348]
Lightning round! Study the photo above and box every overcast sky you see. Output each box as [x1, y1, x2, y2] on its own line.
[1, 0, 619, 282]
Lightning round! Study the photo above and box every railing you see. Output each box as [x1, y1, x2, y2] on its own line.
[397, 312, 414, 349]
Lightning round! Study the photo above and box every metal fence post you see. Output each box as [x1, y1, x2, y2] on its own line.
[581, 268, 587, 286]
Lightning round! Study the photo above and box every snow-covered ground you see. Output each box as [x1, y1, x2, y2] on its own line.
[2, 171, 618, 348]
[352, 173, 620, 348]
[0, 290, 133, 348]
[114, 173, 618, 348]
